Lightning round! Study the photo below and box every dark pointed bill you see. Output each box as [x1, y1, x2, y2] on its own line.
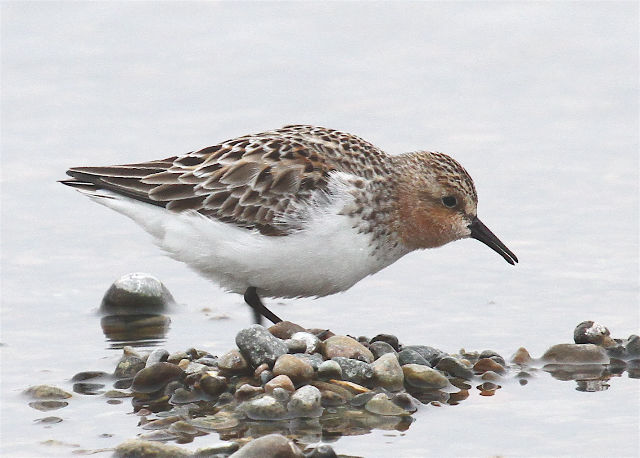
[468, 217, 518, 265]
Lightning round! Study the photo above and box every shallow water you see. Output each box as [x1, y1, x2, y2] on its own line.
[1, 2, 638, 457]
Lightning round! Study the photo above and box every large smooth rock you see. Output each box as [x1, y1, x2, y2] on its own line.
[236, 325, 288, 368]
[542, 343, 610, 364]
[322, 336, 374, 362]
[101, 272, 175, 315]
[273, 354, 314, 385]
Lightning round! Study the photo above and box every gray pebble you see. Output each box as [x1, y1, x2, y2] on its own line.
[365, 393, 411, 416]
[292, 353, 324, 371]
[369, 341, 397, 360]
[100, 272, 175, 315]
[402, 364, 449, 390]
[114, 354, 146, 379]
[241, 395, 288, 421]
[436, 356, 474, 380]
[291, 332, 321, 354]
[479, 350, 506, 367]
[403, 345, 445, 365]
[146, 349, 169, 367]
[236, 325, 288, 368]
[132, 362, 185, 393]
[287, 385, 323, 418]
[626, 335, 640, 356]
[229, 433, 303, 457]
[371, 352, 405, 391]
[317, 360, 342, 380]
[331, 357, 374, 386]
[398, 349, 430, 367]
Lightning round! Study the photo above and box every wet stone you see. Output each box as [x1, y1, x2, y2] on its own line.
[273, 354, 314, 385]
[146, 349, 169, 367]
[230, 433, 303, 457]
[332, 357, 374, 386]
[370, 334, 400, 352]
[574, 321, 614, 346]
[473, 358, 506, 375]
[218, 349, 249, 374]
[199, 373, 227, 398]
[104, 389, 132, 398]
[132, 362, 185, 393]
[402, 345, 445, 366]
[481, 370, 502, 381]
[369, 341, 397, 360]
[291, 331, 321, 354]
[307, 328, 335, 341]
[235, 384, 264, 401]
[194, 355, 218, 367]
[322, 335, 374, 363]
[371, 352, 405, 391]
[436, 356, 474, 380]
[241, 395, 287, 420]
[319, 390, 346, 407]
[236, 324, 289, 368]
[114, 354, 146, 379]
[542, 343, 610, 364]
[317, 360, 342, 380]
[398, 349, 429, 367]
[101, 272, 175, 315]
[402, 364, 449, 390]
[167, 351, 189, 365]
[114, 439, 191, 458]
[260, 370, 274, 385]
[479, 350, 506, 367]
[268, 321, 306, 340]
[265, 375, 295, 395]
[365, 393, 411, 416]
[349, 390, 376, 407]
[271, 387, 292, 403]
[25, 385, 72, 400]
[29, 401, 69, 411]
[195, 442, 240, 456]
[71, 371, 108, 382]
[73, 382, 105, 395]
[511, 347, 532, 365]
[391, 392, 419, 413]
[287, 385, 323, 418]
[170, 388, 201, 404]
[306, 444, 337, 458]
[626, 335, 640, 356]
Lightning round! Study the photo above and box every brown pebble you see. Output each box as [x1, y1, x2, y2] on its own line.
[265, 375, 295, 395]
[511, 347, 532, 365]
[268, 321, 306, 339]
[218, 349, 249, 374]
[235, 384, 263, 401]
[273, 354, 314, 385]
[473, 358, 506, 375]
[254, 363, 270, 378]
[321, 335, 374, 362]
[480, 371, 502, 381]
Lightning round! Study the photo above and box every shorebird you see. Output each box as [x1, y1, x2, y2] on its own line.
[62, 125, 517, 323]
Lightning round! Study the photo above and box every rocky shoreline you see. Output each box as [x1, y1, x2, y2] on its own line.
[25, 319, 639, 457]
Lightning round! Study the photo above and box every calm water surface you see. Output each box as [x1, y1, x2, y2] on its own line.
[2, 3, 638, 457]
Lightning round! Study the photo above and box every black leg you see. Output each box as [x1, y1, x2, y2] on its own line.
[243, 287, 283, 325]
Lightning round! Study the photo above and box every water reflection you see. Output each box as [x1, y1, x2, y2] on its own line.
[101, 314, 171, 349]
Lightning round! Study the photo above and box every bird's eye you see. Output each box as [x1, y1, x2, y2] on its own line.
[442, 196, 457, 208]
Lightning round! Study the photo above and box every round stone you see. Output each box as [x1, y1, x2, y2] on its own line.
[322, 335, 374, 363]
[292, 352, 324, 370]
[267, 321, 306, 340]
[370, 334, 400, 351]
[365, 393, 411, 416]
[241, 395, 287, 420]
[218, 349, 249, 374]
[132, 362, 185, 393]
[369, 341, 397, 360]
[371, 353, 404, 391]
[290, 332, 321, 354]
[273, 354, 314, 385]
[542, 343, 610, 364]
[402, 364, 449, 390]
[146, 349, 169, 367]
[398, 349, 430, 367]
[114, 354, 146, 379]
[473, 358, 506, 375]
[479, 350, 506, 366]
[100, 272, 174, 315]
[626, 335, 640, 356]
[285, 339, 307, 354]
[436, 356, 474, 380]
[402, 345, 445, 366]
[265, 375, 295, 395]
[24, 385, 72, 400]
[574, 321, 614, 346]
[236, 325, 289, 368]
[306, 444, 338, 458]
[230, 433, 303, 457]
[287, 385, 323, 418]
[317, 360, 342, 380]
[511, 347, 532, 365]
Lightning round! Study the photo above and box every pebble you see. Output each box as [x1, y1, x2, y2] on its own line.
[218, 349, 249, 374]
[100, 272, 175, 315]
[402, 364, 449, 390]
[285, 338, 308, 354]
[273, 354, 314, 385]
[229, 433, 303, 457]
[132, 362, 185, 393]
[24, 385, 72, 400]
[391, 392, 419, 413]
[265, 375, 295, 394]
[34, 416, 63, 424]
[436, 356, 473, 380]
[574, 321, 615, 346]
[305, 444, 338, 458]
[317, 360, 342, 380]
[287, 385, 323, 418]
[71, 371, 108, 382]
[371, 353, 405, 391]
[114, 354, 146, 379]
[397, 349, 430, 367]
[73, 382, 105, 395]
[319, 389, 346, 407]
[365, 393, 411, 416]
[146, 349, 169, 367]
[626, 335, 640, 356]
[479, 350, 506, 367]
[241, 395, 287, 420]
[480, 371, 502, 382]
[402, 345, 445, 366]
[473, 358, 506, 375]
[511, 347, 532, 365]
[369, 341, 397, 360]
[322, 335, 374, 363]
[290, 331, 321, 354]
[199, 374, 226, 398]
[236, 325, 289, 368]
[234, 384, 264, 401]
[331, 357, 374, 386]
[28, 401, 68, 411]
[311, 381, 354, 401]
[542, 343, 610, 364]
[114, 439, 191, 457]
[170, 387, 201, 404]
[292, 352, 324, 370]
[370, 333, 401, 351]
[268, 321, 306, 340]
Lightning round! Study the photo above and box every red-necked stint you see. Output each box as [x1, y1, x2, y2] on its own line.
[62, 125, 518, 323]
